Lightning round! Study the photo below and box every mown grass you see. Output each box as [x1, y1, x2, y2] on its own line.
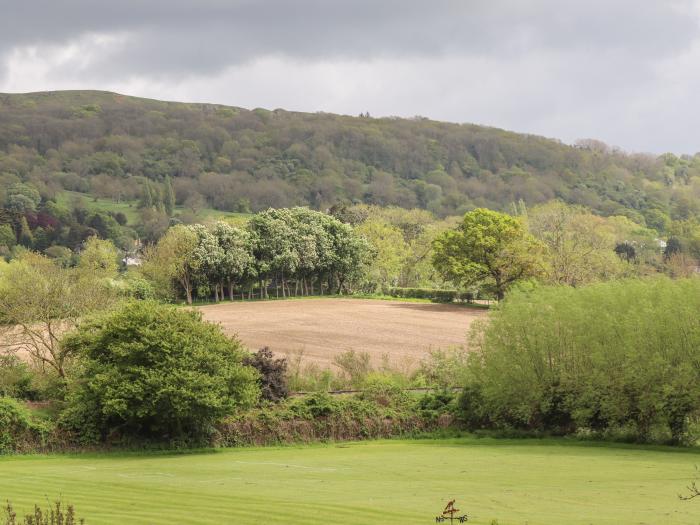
[1, 438, 698, 524]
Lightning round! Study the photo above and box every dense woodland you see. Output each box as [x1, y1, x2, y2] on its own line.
[2, 90, 700, 238]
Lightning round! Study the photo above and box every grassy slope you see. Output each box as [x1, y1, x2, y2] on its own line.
[1, 438, 698, 525]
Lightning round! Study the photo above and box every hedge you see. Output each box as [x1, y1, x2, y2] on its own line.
[388, 287, 475, 303]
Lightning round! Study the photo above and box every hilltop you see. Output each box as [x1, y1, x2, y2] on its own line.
[0, 90, 697, 228]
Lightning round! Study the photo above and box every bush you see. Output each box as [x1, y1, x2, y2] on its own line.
[0, 397, 50, 453]
[60, 300, 259, 443]
[388, 287, 474, 303]
[461, 278, 700, 443]
[244, 347, 288, 402]
[0, 355, 37, 400]
[216, 390, 453, 447]
[4, 500, 84, 524]
[117, 272, 156, 300]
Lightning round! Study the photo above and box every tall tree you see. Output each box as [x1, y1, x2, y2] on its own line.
[142, 225, 198, 303]
[163, 175, 176, 216]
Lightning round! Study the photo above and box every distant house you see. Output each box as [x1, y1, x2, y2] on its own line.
[123, 256, 142, 266]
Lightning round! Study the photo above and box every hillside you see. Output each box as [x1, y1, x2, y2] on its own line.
[0, 90, 698, 229]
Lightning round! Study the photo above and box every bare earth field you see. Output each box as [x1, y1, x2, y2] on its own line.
[199, 298, 486, 368]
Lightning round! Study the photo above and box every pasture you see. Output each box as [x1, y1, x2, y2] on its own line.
[199, 298, 486, 367]
[1, 438, 698, 524]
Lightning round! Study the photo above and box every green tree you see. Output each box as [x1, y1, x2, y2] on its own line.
[432, 208, 543, 300]
[141, 225, 198, 303]
[211, 222, 255, 300]
[355, 218, 407, 292]
[528, 201, 627, 286]
[0, 223, 15, 249]
[78, 237, 120, 278]
[61, 300, 259, 441]
[0, 252, 117, 378]
[164, 175, 176, 216]
[462, 278, 700, 443]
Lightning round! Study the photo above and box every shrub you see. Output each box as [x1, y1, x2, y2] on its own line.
[117, 272, 156, 300]
[359, 374, 411, 407]
[0, 356, 37, 400]
[462, 278, 700, 443]
[333, 350, 373, 388]
[0, 397, 50, 453]
[244, 347, 289, 402]
[60, 300, 259, 443]
[4, 500, 84, 525]
[216, 390, 452, 447]
[388, 287, 474, 303]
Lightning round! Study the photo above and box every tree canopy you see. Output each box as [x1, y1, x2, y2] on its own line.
[432, 208, 544, 299]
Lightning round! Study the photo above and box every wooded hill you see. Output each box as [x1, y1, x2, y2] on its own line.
[0, 90, 698, 229]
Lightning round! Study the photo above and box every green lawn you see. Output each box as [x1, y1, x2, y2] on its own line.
[1, 438, 698, 524]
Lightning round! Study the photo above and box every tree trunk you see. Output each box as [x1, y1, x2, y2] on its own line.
[186, 286, 193, 305]
[229, 280, 234, 301]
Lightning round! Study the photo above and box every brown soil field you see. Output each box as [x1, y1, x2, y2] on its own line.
[198, 298, 487, 368]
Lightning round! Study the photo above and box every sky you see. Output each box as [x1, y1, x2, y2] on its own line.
[1, 0, 700, 154]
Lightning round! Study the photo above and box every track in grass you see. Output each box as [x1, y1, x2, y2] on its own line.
[1, 438, 698, 524]
[199, 298, 486, 368]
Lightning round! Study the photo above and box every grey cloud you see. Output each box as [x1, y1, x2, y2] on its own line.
[2, 0, 698, 78]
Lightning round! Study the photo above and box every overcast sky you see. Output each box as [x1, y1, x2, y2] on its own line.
[1, 0, 699, 154]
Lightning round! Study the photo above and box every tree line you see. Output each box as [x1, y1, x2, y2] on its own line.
[142, 207, 370, 304]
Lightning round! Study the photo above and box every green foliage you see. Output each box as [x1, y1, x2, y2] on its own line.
[61, 301, 259, 443]
[0, 224, 15, 249]
[217, 389, 445, 447]
[77, 237, 119, 278]
[2, 90, 699, 249]
[433, 208, 544, 299]
[388, 287, 474, 302]
[0, 356, 38, 401]
[0, 251, 117, 378]
[462, 278, 700, 443]
[0, 397, 49, 454]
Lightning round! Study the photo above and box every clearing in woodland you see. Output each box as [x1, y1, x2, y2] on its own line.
[198, 298, 486, 367]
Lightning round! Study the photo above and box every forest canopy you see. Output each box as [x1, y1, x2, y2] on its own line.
[1, 90, 698, 226]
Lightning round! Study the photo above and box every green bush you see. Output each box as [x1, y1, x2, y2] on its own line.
[117, 272, 156, 300]
[216, 390, 453, 446]
[461, 278, 700, 443]
[0, 397, 50, 453]
[0, 356, 37, 400]
[60, 300, 259, 443]
[388, 287, 473, 302]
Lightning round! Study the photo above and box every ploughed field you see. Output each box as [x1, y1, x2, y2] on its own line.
[1, 438, 697, 524]
[198, 298, 486, 367]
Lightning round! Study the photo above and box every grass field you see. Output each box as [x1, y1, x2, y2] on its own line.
[1, 438, 698, 524]
[55, 191, 250, 225]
